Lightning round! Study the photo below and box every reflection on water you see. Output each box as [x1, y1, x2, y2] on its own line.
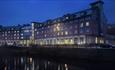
[0, 56, 115, 70]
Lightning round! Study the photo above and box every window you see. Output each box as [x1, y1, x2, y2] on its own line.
[17, 37, 19, 39]
[57, 32, 60, 36]
[21, 37, 23, 39]
[80, 23, 84, 27]
[66, 17, 69, 19]
[80, 29, 84, 33]
[8, 31, 10, 33]
[57, 23, 60, 26]
[11, 28, 14, 30]
[56, 26, 60, 31]
[37, 32, 39, 34]
[86, 29, 90, 33]
[24, 30, 29, 32]
[61, 32, 63, 35]
[74, 30, 78, 34]
[86, 22, 89, 26]
[48, 26, 50, 28]
[65, 31, 68, 35]
[14, 34, 16, 36]
[44, 34, 47, 37]
[5, 37, 7, 39]
[35, 29, 37, 31]
[42, 27, 44, 29]
[17, 31, 19, 33]
[21, 33, 23, 36]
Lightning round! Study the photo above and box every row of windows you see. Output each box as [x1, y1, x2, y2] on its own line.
[0, 31, 20, 34]
[1, 33, 20, 36]
[1, 37, 20, 40]
[35, 22, 90, 35]
[36, 28, 90, 38]
[35, 21, 90, 32]
[34, 16, 91, 28]
[36, 31, 76, 38]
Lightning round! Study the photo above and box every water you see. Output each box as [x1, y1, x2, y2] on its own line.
[0, 56, 115, 70]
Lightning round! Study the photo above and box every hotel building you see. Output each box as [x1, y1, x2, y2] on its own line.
[20, 24, 32, 46]
[32, 1, 107, 45]
[0, 1, 108, 46]
[0, 25, 21, 46]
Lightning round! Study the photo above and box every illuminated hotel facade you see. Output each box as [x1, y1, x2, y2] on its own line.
[0, 25, 22, 46]
[0, 1, 107, 46]
[32, 1, 107, 45]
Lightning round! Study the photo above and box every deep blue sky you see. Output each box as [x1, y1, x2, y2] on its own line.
[0, 0, 115, 26]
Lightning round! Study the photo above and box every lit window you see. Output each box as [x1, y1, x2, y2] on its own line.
[14, 34, 16, 36]
[44, 34, 47, 37]
[37, 32, 39, 34]
[95, 37, 98, 44]
[65, 31, 68, 35]
[24, 30, 29, 32]
[66, 17, 69, 19]
[86, 22, 89, 26]
[80, 23, 83, 27]
[48, 26, 50, 28]
[57, 23, 60, 26]
[57, 32, 60, 36]
[21, 37, 23, 39]
[61, 32, 63, 35]
[17, 31, 19, 33]
[5, 37, 7, 39]
[56, 26, 60, 31]
[35, 29, 37, 31]
[100, 39, 104, 44]
[32, 23, 34, 27]
[17, 37, 19, 39]
[8, 31, 10, 33]
[21, 33, 23, 36]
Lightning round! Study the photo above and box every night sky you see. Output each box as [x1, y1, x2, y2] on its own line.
[0, 0, 115, 26]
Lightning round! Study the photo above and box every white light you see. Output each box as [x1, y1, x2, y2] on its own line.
[65, 31, 68, 35]
[86, 22, 89, 26]
[66, 17, 69, 19]
[21, 33, 23, 36]
[21, 37, 23, 39]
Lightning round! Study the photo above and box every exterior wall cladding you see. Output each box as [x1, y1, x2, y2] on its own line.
[0, 1, 107, 46]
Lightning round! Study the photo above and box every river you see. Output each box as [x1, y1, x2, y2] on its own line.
[0, 55, 114, 70]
